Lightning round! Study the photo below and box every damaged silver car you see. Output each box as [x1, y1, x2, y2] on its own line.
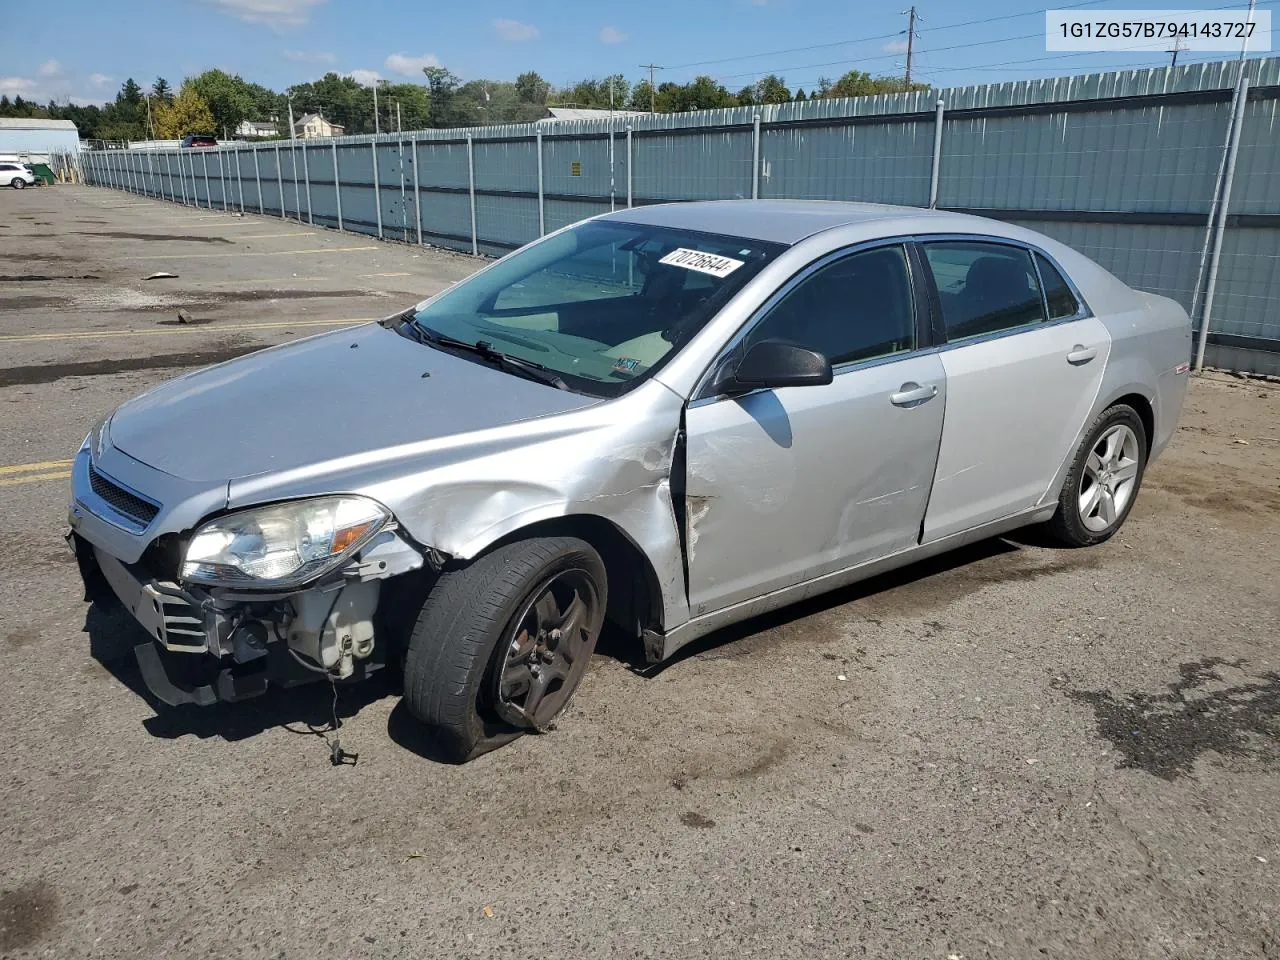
[69, 200, 1191, 761]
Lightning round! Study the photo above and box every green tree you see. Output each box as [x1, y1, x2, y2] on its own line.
[187, 69, 255, 137]
[515, 70, 549, 105]
[153, 87, 216, 138]
[655, 75, 735, 112]
[753, 74, 792, 104]
[628, 79, 655, 111]
[820, 70, 929, 99]
[424, 66, 471, 127]
[794, 88, 807, 102]
[151, 77, 173, 103]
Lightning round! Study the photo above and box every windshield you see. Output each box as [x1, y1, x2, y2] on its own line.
[411, 219, 785, 397]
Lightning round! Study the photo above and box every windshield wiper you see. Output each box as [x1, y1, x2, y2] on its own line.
[406, 321, 570, 391]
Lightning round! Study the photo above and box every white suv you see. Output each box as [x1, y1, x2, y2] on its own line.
[1, 161, 37, 189]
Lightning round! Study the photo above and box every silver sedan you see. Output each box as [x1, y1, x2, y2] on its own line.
[68, 200, 1191, 760]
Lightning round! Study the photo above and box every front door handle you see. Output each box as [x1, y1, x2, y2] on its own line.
[1067, 345, 1098, 365]
[889, 382, 938, 407]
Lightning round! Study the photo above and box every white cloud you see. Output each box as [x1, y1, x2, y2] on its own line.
[284, 49, 336, 63]
[882, 38, 910, 54]
[89, 73, 113, 87]
[0, 77, 37, 97]
[494, 18, 539, 42]
[598, 26, 627, 44]
[347, 68, 381, 86]
[37, 59, 62, 77]
[385, 52, 440, 76]
[202, 0, 325, 28]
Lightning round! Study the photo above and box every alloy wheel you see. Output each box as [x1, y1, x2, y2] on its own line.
[1078, 423, 1140, 533]
[492, 568, 600, 729]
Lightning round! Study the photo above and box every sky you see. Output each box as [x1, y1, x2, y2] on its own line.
[0, 0, 1274, 106]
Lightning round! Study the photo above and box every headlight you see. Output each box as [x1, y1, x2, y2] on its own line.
[182, 496, 390, 588]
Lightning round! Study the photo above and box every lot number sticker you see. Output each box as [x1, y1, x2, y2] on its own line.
[659, 248, 745, 278]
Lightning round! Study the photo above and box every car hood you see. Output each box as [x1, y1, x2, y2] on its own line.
[108, 323, 598, 483]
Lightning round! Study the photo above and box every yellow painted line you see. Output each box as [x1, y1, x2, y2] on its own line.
[0, 317, 371, 344]
[0, 470, 70, 488]
[115, 244, 380, 261]
[0, 459, 74, 476]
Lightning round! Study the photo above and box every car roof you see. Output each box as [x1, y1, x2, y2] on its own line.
[599, 199, 1015, 246]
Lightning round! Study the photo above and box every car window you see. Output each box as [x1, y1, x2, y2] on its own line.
[923, 241, 1046, 341]
[745, 244, 916, 366]
[1035, 252, 1080, 320]
[413, 219, 784, 397]
[0, 164, 14, 171]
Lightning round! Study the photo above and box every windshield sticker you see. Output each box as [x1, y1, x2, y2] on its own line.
[612, 357, 641, 374]
[659, 247, 745, 278]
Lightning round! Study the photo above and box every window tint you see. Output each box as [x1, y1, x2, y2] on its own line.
[746, 245, 916, 366]
[0, 164, 15, 171]
[1035, 252, 1080, 320]
[923, 241, 1046, 341]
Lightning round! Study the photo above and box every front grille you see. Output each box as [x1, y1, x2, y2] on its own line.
[88, 464, 160, 527]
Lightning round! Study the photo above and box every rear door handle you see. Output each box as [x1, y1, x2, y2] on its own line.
[1066, 345, 1098, 365]
[889, 382, 938, 407]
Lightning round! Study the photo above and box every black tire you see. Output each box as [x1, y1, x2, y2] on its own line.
[11, 178, 25, 190]
[1046, 403, 1148, 547]
[402, 536, 607, 762]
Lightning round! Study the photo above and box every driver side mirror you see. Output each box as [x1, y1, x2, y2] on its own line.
[713, 339, 833, 396]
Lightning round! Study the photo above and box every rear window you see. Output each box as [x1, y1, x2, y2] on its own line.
[1035, 252, 1081, 320]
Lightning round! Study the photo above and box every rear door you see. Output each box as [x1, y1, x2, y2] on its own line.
[917, 238, 1110, 543]
[682, 241, 946, 617]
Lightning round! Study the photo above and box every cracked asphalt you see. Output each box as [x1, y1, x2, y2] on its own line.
[1, 186, 1278, 959]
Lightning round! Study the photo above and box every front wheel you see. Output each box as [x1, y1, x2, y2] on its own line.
[402, 536, 607, 762]
[11, 178, 26, 189]
[1046, 403, 1148, 547]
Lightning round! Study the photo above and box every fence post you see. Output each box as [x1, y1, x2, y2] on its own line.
[536, 128, 545, 236]
[126, 152, 136, 194]
[302, 142, 312, 224]
[1195, 77, 1249, 372]
[467, 134, 478, 255]
[253, 148, 264, 214]
[751, 114, 761, 200]
[412, 136, 422, 245]
[235, 149, 245, 212]
[202, 152, 211, 207]
[928, 98, 945, 209]
[332, 142, 343, 231]
[372, 140, 383, 238]
[218, 150, 228, 211]
[275, 143, 284, 218]
[626, 126, 633, 208]
[171, 152, 184, 205]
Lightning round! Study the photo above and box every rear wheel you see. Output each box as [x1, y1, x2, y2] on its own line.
[1046, 404, 1148, 546]
[402, 537, 606, 762]
[11, 178, 25, 189]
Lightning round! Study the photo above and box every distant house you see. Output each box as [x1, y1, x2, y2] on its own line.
[294, 113, 344, 139]
[236, 120, 279, 139]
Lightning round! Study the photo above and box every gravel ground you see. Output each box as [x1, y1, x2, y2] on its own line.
[1, 186, 1277, 960]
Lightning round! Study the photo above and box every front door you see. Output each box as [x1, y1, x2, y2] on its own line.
[917, 240, 1112, 542]
[683, 242, 946, 618]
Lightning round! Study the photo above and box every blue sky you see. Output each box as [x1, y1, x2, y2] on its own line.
[1, 0, 1273, 105]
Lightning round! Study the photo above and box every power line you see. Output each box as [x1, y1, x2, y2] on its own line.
[902, 5, 920, 87]
[665, 0, 1113, 71]
[639, 63, 664, 110]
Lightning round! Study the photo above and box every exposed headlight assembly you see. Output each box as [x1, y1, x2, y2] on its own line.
[182, 496, 390, 588]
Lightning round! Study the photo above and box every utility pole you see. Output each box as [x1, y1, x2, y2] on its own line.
[901, 5, 920, 88]
[288, 96, 296, 142]
[396, 101, 402, 133]
[373, 81, 380, 135]
[639, 63, 663, 111]
[1167, 35, 1187, 68]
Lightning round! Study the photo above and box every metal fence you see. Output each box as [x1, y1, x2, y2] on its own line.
[82, 57, 1280, 375]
